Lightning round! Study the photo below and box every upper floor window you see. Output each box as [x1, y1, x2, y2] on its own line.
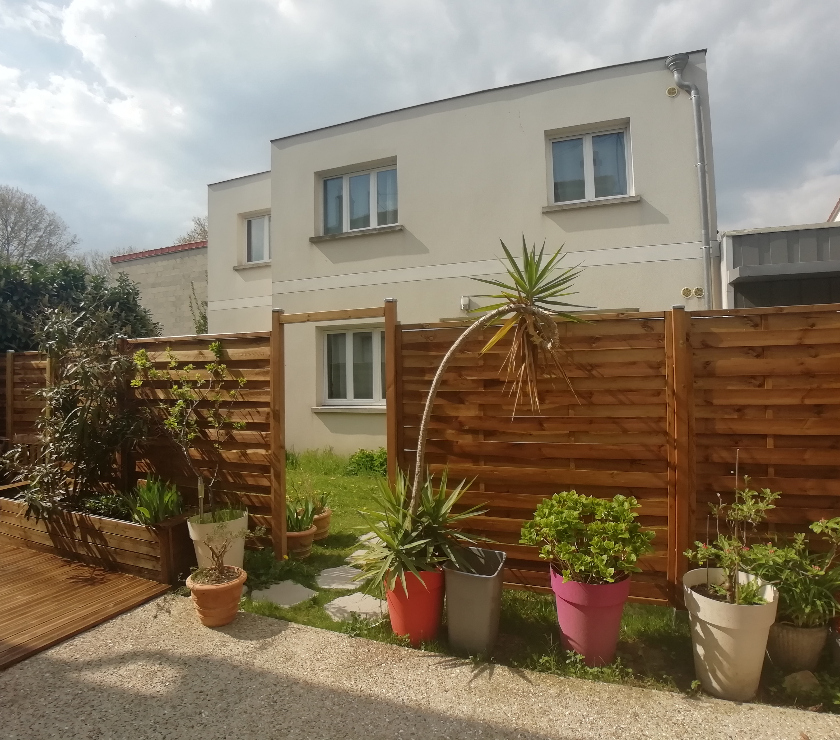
[323, 168, 398, 235]
[551, 130, 628, 203]
[246, 215, 270, 262]
[324, 329, 385, 404]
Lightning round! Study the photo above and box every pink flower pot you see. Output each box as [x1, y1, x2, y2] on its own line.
[550, 566, 631, 667]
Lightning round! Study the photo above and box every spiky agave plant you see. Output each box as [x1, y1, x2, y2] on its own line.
[473, 238, 584, 414]
[408, 238, 584, 511]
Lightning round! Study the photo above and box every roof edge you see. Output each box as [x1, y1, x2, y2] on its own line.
[110, 240, 207, 264]
[270, 49, 708, 145]
[208, 170, 270, 188]
[828, 196, 840, 223]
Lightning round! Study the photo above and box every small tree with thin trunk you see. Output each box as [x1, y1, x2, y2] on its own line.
[409, 238, 584, 513]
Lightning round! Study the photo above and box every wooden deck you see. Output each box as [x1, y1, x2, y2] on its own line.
[0, 542, 169, 670]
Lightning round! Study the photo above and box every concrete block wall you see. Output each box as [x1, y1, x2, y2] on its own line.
[110, 242, 208, 337]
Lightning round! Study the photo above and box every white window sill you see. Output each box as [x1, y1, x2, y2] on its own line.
[233, 260, 271, 271]
[312, 405, 386, 414]
[309, 224, 403, 244]
[542, 195, 641, 213]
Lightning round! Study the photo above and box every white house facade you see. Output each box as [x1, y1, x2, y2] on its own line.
[207, 50, 717, 453]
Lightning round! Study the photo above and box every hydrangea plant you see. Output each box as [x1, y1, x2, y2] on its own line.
[520, 491, 655, 585]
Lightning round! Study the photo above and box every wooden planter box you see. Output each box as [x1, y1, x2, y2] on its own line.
[0, 496, 195, 584]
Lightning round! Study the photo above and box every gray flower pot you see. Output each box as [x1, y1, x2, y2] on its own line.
[444, 547, 506, 655]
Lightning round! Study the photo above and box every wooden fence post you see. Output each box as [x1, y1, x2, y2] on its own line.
[384, 298, 399, 486]
[270, 309, 287, 559]
[5, 351, 13, 442]
[668, 305, 696, 590]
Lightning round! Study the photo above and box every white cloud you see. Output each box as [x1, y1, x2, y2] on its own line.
[0, 0, 838, 251]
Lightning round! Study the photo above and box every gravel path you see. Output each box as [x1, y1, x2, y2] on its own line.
[2, 595, 838, 740]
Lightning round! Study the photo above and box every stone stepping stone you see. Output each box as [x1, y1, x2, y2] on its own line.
[250, 581, 316, 608]
[347, 549, 367, 563]
[358, 532, 380, 544]
[316, 565, 362, 590]
[324, 593, 388, 622]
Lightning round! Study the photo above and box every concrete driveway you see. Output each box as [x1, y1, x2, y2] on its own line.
[1, 595, 838, 740]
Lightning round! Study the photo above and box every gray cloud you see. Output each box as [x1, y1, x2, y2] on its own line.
[1, 0, 839, 254]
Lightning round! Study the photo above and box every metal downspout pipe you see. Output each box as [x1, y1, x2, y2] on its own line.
[666, 53, 713, 309]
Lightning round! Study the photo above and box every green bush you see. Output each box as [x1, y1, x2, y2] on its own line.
[79, 493, 132, 521]
[520, 491, 655, 585]
[124, 477, 183, 525]
[347, 447, 387, 477]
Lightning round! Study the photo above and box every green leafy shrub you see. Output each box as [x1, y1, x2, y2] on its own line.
[750, 518, 840, 627]
[685, 476, 781, 604]
[125, 477, 183, 525]
[520, 491, 654, 585]
[79, 493, 132, 521]
[347, 447, 387, 477]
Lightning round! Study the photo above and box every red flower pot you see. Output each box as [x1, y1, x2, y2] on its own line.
[385, 570, 444, 646]
[550, 566, 631, 667]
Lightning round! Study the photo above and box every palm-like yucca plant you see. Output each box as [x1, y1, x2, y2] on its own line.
[352, 471, 485, 593]
[409, 238, 584, 510]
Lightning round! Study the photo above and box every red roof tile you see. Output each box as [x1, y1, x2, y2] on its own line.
[110, 240, 207, 264]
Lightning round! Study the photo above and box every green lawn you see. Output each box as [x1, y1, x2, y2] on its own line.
[237, 450, 840, 711]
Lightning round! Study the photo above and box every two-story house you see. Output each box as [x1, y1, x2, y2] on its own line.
[207, 50, 716, 453]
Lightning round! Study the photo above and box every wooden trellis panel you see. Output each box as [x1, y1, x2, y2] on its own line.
[689, 303, 840, 552]
[126, 332, 276, 543]
[394, 312, 674, 604]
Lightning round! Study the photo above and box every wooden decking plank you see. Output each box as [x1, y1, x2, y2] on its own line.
[0, 544, 169, 670]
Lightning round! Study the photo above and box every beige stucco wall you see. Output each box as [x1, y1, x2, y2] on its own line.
[208, 51, 716, 452]
[111, 247, 207, 337]
[208, 171, 273, 332]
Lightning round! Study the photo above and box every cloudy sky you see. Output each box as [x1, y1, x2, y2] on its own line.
[2, 0, 839, 255]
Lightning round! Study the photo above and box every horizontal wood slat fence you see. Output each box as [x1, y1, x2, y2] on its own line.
[391, 304, 840, 605]
[4, 301, 840, 605]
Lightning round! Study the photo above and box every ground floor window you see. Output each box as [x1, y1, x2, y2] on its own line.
[324, 329, 385, 404]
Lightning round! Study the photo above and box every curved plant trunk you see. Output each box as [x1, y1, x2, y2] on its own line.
[410, 304, 563, 513]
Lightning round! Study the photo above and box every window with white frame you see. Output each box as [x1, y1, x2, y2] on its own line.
[324, 329, 386, 404]
[246, 215, 270, 262]
[323, 167, 398, 235]
[551, 130, 629, 203]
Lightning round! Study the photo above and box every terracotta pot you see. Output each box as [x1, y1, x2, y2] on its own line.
[186, 567, 247, 627]
[313, 509, 332, 541]
[386, 570, 444, 646]
[286, 525, 317, 559]
[550, 566, 631, 667]
[767, 622, 829, 673]
[683, 568, 778, 702]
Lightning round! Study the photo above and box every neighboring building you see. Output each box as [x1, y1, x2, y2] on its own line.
[207, 50, 716, 452]
[829, 196, 840, 223]
[720, 222, 840, 308]
[110, 241, 208, 336]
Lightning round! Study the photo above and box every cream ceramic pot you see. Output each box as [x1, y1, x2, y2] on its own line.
[683, 568, 778, 702]
[187, 510, 248, 570]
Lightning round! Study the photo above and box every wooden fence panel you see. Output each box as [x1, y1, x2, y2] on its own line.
[396, 314, 673, 604]
[689, 306, 840, 549]
[126, 334, 274, 539]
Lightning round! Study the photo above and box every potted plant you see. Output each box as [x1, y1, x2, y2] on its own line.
[684, 475, 780, 701]
[188, 507, 249, 569]
[286, 496, 316, 558]
[752, 518, 840, 673]
[312, 491, 332, 541]
[353, 471, 483, 646]
[185, 521, 255, 627]
[520, 490, 654, 667]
